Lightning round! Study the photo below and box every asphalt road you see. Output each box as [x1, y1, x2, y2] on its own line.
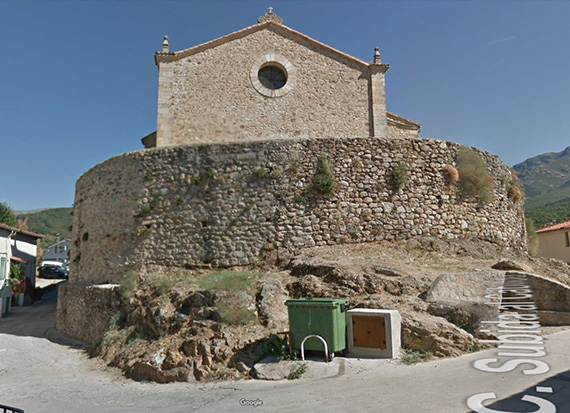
[0, 286, 569, 413]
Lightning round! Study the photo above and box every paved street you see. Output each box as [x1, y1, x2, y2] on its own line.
[0, 286, 569, 412]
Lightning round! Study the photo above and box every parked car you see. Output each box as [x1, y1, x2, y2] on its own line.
[38, 265, 68, 279]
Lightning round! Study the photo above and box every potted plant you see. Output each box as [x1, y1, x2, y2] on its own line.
[10, 263, 25, 307]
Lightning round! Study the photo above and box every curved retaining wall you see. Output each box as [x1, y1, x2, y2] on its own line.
[70, 136, 526, 284]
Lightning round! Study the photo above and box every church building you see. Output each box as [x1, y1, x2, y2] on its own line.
[143, 7, 420, 148]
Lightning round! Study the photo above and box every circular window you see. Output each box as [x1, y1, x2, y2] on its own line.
[250, 53, 296, 98]
[258, 64, 287, 90]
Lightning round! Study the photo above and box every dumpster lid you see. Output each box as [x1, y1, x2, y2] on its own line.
[285, 297, 349, 307]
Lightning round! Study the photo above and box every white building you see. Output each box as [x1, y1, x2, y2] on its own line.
[0, 223, 43, 314]
[43, 239, 71, 264]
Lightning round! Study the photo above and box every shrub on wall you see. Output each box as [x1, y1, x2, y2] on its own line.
[311, 153, 336, 194]
[456, 148, 495, 205]
[388, 162, 408, 192]
[442, 164, 459, 186]
[507, 172, 525, 203]
[525, 218, 539, 256]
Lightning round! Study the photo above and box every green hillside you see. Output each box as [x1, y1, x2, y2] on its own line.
[514, 146, 570, 229]
[17, 207, 73, 249]
[514, 146, 570, 208]
[525, 198, 570, 229]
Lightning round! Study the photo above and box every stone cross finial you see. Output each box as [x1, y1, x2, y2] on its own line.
[258, 6, 283, 24]
[374, 46, 382, 64]
[162, 35, 170, 53]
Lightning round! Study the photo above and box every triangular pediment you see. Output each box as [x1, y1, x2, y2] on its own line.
[155, 21, 371, 70]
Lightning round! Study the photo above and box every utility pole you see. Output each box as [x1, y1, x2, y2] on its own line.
[55, 233, 61, 263]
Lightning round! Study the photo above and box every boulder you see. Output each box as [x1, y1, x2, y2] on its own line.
[492, 260, 532, 272]
[400, 311, 476, 357]
[255, 280, 289, 330]
[425, 271, 504, 303]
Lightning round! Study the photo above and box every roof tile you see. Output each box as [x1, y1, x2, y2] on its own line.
[536, 220, 570, 233]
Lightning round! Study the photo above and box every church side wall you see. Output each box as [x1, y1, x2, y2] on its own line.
[387, 124, 419, 139]
[69, 137, 526, 285]
[167, 28, 370, 145]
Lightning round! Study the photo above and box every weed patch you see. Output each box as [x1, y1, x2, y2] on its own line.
[288, 363, 307, 380]
[198, 270, 262, 292]
[252, 168, 272, 179]
[216, 300, 257, 325]
[401, 348, 433, 365]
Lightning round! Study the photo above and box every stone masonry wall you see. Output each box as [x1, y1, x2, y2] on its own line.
[163, 26, 370, 145]
[56, 283, 122, 345]
[387, 124, 418, 139]
[69, 136, 526, 285]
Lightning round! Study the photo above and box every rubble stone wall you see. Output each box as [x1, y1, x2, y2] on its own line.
[69, 136, 526, 285]
[56, 283, 121, 345]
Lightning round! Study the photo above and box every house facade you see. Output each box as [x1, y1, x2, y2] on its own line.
[0, 223, 43, 314]
[43, 239, 71, 264]
[536, 220, 570, 263]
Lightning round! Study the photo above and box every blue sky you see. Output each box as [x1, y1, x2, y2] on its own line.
[1, 0, 569, 211]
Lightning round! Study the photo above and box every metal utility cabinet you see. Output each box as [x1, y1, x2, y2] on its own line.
[285, 298, 348, 356]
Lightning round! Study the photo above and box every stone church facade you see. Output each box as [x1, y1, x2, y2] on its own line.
[143, 8, 420, 148]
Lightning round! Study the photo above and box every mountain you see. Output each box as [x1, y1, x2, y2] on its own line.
[17, 207, 73, 249]
[514, 146, 570, 227]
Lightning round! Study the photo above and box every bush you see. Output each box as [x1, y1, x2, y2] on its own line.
[456, 148, 495, 204]
[257, 334, 296, 361]
[507, 173, 525, 203]
[442, 164, 459, 186]
[526, 218, 539, 256]
[388, 162, 408, 192]
[311, 153, 336, 194]
[119, 271, 138, 301]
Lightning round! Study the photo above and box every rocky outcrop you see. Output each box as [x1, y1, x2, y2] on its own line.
[255, 279, 289, 330]
[400, 311, 477, 357]
[492, 260, 532, 272]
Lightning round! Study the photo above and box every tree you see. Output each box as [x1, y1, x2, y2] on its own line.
[0, 202, 18, 227]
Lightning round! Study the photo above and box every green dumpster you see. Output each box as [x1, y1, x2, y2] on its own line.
[285, 297, 348, 354]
